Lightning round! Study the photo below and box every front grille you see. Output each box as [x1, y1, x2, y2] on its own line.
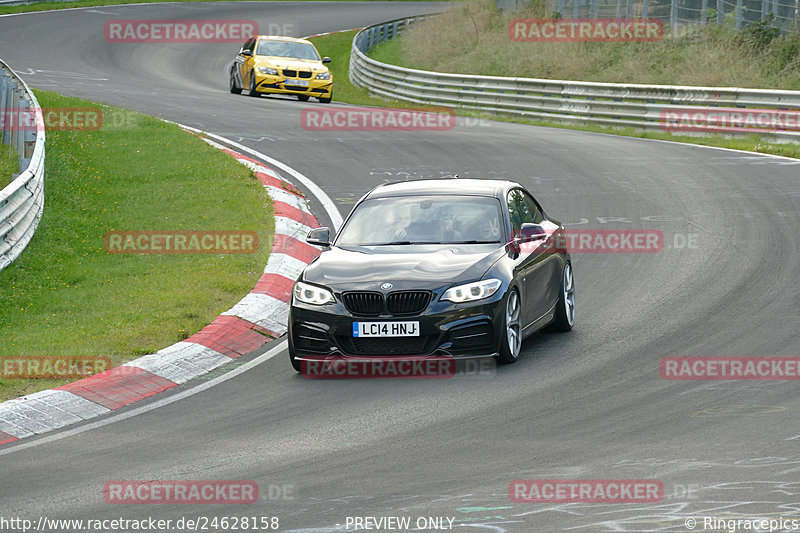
[343, 290, 432, 316]
[342, 292, 383, 315]
[387, 291, 431, 315]
[338, 336, 434, 356]
[282, 70, 312, 79]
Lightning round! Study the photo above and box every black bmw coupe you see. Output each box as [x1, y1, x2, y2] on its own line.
[288, 179, 574, 371]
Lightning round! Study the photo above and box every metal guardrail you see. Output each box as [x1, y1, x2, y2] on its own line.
[349, 16, 800, 141]
[0, 58, 45, 272]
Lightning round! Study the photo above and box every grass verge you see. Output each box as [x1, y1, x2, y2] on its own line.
[0, 90, 272, 401]
[309, 29, 800, 159]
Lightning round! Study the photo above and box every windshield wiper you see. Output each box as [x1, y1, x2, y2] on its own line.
[447, 240, 501, 244]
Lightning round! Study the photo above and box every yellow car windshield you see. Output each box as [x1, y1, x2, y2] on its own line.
[256, 40, 320, 60]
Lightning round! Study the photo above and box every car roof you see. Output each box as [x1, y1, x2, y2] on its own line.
[365, 179, 522, 199]
[254, 35, 314, 45]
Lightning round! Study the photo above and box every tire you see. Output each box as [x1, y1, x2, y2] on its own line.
[297, 95, 310, 102]
[549, 261, 575, 332]
[318, 91, 332, 104]
[248, 72, 259, 97]
[496, 288, 523, 364]
[229, 67, 242, 94]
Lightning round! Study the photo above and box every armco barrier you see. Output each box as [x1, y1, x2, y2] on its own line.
[349, 16, 800, 141]
[0, 58, 45, 272]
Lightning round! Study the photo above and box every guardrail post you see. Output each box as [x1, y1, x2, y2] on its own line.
[0, 72, 7, 143]
[15, 90, 27, 161]
[573, 0, 579, 18]
[643, 0, 649, 19]
[717, 0, 724, 24]
[736, 0, 743, 29]
[701, 0, 709, 22]
[670, 0, 678, 28]
[590, 0, 598, 17]
[10, 85, 20, 158]
[626, 0, 632, 18]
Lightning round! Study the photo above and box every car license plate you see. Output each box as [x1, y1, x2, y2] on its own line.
[285, 79, 309, 87]
[353, 321, 420, 337]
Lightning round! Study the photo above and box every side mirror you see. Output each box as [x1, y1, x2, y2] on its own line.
[322, 57, 332, 64]
[240, 49, 252, 57]
[516, 223, 546, 241]
[307, 227, 332, 247]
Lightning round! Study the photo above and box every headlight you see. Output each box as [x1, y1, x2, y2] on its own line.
[315, 71, 331, 80]
[257, 67, 278, 75]
[441, 279, 502, 303]
[294, 281, 334, 305]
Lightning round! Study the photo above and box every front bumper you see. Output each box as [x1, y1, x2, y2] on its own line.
[253, 73, 332, 97]
[289, 291, 506, 361]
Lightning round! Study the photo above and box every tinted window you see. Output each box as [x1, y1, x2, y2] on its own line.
[522, 192, 544, 224]
[507, 189, 532, 233]
[337, 195, 504, 246]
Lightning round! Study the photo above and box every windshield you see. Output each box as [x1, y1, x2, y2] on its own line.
[336, 195, 504, 246]
[255, 40, 320, 60]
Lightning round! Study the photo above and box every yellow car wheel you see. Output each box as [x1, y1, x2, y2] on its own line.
[248, 72, 259, 97]
[229, 67, 242, 95]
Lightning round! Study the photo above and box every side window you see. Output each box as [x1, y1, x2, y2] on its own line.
[522, 192, 544, 224]
[507, 189, 531, 234]
[242, 38, 255, 54]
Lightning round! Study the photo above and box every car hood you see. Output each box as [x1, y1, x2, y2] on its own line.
[302, 245, 506, 291]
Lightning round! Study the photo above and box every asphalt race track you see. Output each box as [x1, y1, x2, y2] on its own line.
[1, 3, 800, 531]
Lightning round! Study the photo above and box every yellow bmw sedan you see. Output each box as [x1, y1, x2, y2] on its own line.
[230, 35, 333, 103]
